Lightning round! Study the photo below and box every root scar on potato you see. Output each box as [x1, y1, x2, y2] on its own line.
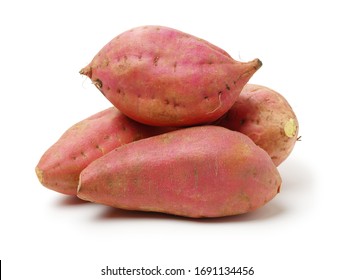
[35, 166, 44, 184]
[284, 118, 297, 138]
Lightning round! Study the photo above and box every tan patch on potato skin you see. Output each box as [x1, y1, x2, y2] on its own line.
[284, 118, 297, 138]
[35, 166, 43, 184]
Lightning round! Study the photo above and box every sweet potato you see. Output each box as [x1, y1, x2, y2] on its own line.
[35, 107, 172, 195]
[80, 25, 262, 127]
[217, 84, 299, 166]
[77, 126, 281, 218]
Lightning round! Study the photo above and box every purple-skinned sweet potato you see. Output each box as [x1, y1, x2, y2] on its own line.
[80, 25, 262, 127]
[77, 125, 281, 218]
[217, 84, 299, 166]
[35, 107, 172, 195]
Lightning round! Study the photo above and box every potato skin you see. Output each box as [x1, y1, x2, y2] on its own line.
[80, 25, 262, 127]
[217, 84, 299, 166]
[78, 126, 281, 218]
[35, 107, 172, 195]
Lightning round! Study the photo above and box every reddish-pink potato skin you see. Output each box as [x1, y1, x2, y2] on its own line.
[78, 126, 281, 218]
[217, 84, 299, 166]
[35, 107, 172, 195]
[80, 25, 262, 127]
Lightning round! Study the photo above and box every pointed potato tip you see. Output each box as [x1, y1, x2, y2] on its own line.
[77, 173, 96, 202]
[77, 174, 82, 194]
[76, 174, 88, 200]
[79, 66, 92, 78]
[253, 58, 262, 70]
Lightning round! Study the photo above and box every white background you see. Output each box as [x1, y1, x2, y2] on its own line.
[1, 0, 352, 279]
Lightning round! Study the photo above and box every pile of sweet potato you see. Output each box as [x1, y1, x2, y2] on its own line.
[36, 25, 299, 218]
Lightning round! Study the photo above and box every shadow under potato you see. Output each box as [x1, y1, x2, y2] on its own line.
[95, 199, 285, 223]
[278, 158, 314, 192]
[56, 195, 90, 206]
[53, 188, 286, 222]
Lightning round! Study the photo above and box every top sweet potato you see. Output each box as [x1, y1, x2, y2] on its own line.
[80, 25, 262, 127]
